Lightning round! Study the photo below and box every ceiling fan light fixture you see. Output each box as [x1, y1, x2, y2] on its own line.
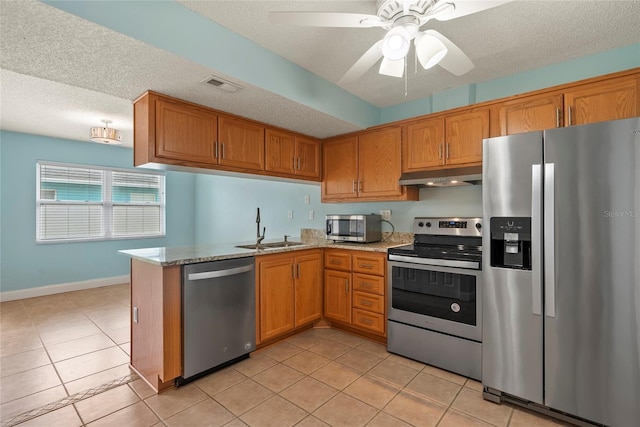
[415, 32, 448, 69]
[379, 57, 405, 77]
[381, 26, 410, 61]
[90, 119, 122, 145]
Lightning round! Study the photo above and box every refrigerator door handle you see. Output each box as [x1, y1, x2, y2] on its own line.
[531, 164, 543, 316]
[544, 163, 556, 318]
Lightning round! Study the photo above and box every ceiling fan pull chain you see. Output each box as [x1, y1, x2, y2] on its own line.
[404, 57, 408, 98]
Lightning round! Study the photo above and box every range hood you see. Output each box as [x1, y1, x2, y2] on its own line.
[399, 166, 483, 187]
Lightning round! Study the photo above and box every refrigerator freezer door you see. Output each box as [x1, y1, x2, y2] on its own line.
[482, 131, 544, 404]
[543, 117, 640, 426]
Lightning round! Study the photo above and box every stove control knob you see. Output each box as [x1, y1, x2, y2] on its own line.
[475, 223, 482, 230]
[417, 221, 424, 227]
[425, 222, 431, 228]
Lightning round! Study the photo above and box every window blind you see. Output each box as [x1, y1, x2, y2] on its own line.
[36, 162, 165, 242]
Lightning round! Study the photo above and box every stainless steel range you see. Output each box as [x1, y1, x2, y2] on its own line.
[387, 217, 483, 380]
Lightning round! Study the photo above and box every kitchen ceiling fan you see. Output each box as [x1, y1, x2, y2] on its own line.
[269, 0, 512, 84]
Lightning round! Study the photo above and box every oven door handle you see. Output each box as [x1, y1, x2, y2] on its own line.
[388, 254, 480, 270]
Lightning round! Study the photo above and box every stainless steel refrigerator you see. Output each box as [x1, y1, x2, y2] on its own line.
[482, 117, 640, 426]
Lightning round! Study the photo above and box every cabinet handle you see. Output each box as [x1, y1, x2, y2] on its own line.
[358, 180, 362, 193]
[352, 180, 357, 193]
[359, 263, 374, 269]
[359, 318, 373, 326]
[568, 106, 573, 126]
[360, 300, 373, 307]
[345, 279, 349, 294]
[446, 143, 450, 159]
[293, 157, 296, 170]
[360, 282, 372, 288]
[297, 264, 300, 278]
[438, 144, 443, 160]
[221, 143, 225, 159]
[555, 108, 561, 128]
[297, 157, 301, 170]
[330, 259, 341, 265]
[133, 306, 139, 324]
[215, 141, 219, 159]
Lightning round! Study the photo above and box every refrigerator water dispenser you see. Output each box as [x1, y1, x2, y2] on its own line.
[489, 217, 532, 269]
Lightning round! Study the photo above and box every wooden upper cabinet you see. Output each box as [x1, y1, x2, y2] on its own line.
[498, 93, 564, 135]
[296, 136, 321, 179]
[217, 115, 265, 171]
[265, 129, 295, 175]
[322, 136, 358, 200]
[265, 129, 321, 179]
[322, 128, 417, 202]
[445, 109, 489, 165]
[404, 118, 445, 171]
[564, 75, 639, 126]
[155, 98, 217, 164]
[358, 127, 403, 197]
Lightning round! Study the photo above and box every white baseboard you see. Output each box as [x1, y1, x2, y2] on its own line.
[0, 275, 130, 302]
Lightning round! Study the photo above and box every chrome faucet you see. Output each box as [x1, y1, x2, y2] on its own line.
[256, 207, 265, 245]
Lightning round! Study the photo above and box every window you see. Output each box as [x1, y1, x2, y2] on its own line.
[36, 162, 165, 242]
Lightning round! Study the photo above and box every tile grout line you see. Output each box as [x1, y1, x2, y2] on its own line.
[1, 374, 139, 427]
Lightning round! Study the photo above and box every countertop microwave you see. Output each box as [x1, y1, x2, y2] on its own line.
[326, 214, 382, 243]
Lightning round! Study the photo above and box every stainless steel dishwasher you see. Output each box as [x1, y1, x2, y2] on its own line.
[178, 257, 255, 385]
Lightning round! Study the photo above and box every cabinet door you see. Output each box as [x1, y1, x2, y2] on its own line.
[258, 256, 295, 342]
[218, 115, 265, 171]
[445, 109, 489, 165]
[294, 252, 322, 327]
[564, 76, 639, 126]
[265, 129, 295, 175]
[498, 93, 564, 135]
[295, 136, 321, 179]
[322, 136, 358, 200]
[324, 269, 352, 324]
[155, 98, 217, 163]
[358, 127, 403, 197]
[404, 118, 445, 170]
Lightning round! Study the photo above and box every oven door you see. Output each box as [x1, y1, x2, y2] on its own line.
[388, 260, 482, 342]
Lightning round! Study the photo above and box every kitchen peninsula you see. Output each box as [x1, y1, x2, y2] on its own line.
[119, 232, 409, 392]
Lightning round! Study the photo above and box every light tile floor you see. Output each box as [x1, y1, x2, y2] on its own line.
[0, 284, 572, 426]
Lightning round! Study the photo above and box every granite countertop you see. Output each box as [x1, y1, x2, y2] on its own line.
[119, 231, 411, 266]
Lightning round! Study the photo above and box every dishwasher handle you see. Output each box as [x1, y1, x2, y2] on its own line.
[188, 264, 254, 281]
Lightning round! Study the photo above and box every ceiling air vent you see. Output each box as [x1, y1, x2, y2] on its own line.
[200, 75, 243, 93]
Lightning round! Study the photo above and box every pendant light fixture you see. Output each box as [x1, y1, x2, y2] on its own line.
[90, 119, 122, 145]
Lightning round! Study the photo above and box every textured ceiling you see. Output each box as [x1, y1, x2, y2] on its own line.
[1, 0, 639, 148]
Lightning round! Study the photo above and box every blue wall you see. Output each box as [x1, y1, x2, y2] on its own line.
[0, 131, 196, 292]
[194, 173, 481, 244]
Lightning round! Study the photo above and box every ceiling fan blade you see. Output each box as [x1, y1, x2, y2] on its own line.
[424, 30, 474, 76]
[379, 57, 404, 78]
[268, 11, 385, 28]
[339, 40, 385, 84]
[433, 0, 513, 21]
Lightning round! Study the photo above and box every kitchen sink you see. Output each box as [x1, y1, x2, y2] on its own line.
[235, 241, 307, 250]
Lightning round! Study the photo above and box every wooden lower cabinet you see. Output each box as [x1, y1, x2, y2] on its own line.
[323, 249, 387, 337]
[324, 269, 352, 324]
[256, 250, 322, 344]
[130, 259, 181, 392]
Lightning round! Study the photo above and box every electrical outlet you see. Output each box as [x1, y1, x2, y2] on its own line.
[380, 209, 392, 221]
[309, 210, 314, 220]
[288, 210, 293, 219]
[304, 194, 310, 204]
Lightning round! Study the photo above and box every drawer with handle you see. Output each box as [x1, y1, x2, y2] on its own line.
[353, 291, 384, 314]
[352, 309, 385, 335]
[324, 251, 351, 271]
[353, 273, 385, 296]
[352, 253, 385, 276]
